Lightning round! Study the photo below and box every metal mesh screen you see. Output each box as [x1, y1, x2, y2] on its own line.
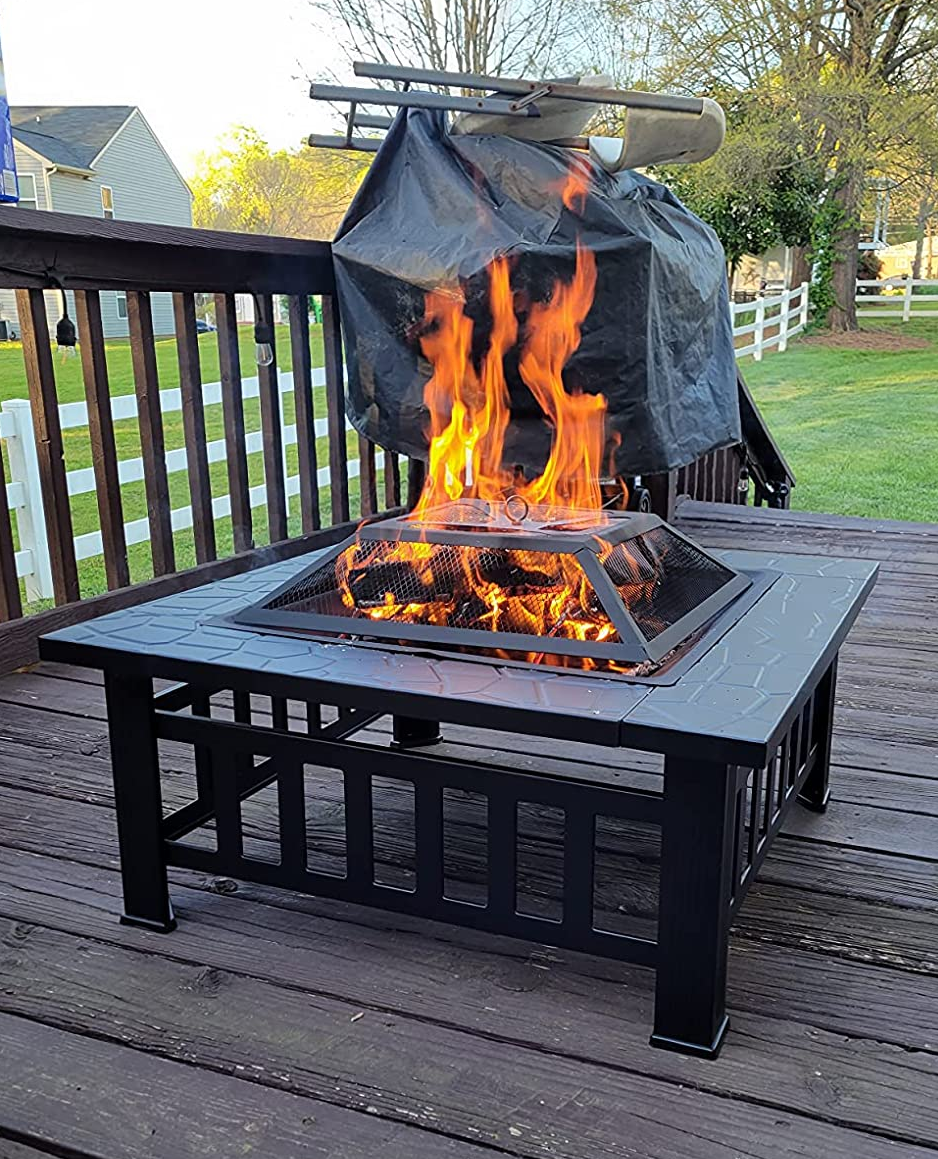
[601, 525, 734, 640]
[256, 519, 742, 664]
[264, 540, 618, 642]
[266, 557, 347, 610]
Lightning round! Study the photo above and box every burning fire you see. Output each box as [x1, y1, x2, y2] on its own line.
[334, 168, 638, 668]
[411, 240, 603, 520]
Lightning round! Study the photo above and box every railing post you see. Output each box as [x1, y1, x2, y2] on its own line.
[753, 296, 766, 361]
[800, 282, 809, 329]
[903, 278, 913, 322]
[778, 289, 790, 352]
[0, 398, 54, 601]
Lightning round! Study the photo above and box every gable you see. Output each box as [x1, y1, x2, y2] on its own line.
[83, 111, 192, 226]
[93, 108, 191, 197]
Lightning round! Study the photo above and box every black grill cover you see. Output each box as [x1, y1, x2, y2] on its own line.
[332, 109, 740, 476]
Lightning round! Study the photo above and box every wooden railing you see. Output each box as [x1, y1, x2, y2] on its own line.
[0, 209, 791, 674]
[0, 208, 411, 671]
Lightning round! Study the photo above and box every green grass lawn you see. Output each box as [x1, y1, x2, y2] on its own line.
[741, 319, 938, 523]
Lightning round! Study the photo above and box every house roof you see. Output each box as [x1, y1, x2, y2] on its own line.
[10, 106, 134, 170]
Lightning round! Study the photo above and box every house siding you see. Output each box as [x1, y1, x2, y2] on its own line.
[11, 144, 51, 209]
[0, 110, 193, 341]
[0, 144, 54, 333]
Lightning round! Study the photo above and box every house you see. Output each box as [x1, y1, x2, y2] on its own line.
[877, 237, 938, 280]
[0, 105, 191, 339]
[731, 244, 791, 296]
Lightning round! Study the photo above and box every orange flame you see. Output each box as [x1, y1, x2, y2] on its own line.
[557, 161, 592, 214]
[412, 242, 604, 519]
[411, 255, 517, 519]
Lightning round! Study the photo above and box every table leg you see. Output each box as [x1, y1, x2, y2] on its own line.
[105, 673, 176, 933]
[798, 658, 836, 814]
[651, 756, 736, 1058]
[391, 715, 443, 749]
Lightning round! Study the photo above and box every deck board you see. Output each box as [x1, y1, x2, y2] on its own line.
[0, 499, 936, 1157]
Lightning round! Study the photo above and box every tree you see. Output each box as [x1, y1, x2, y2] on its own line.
[631, 0, 938, 330]
[877, 114, 938, 278]
[191, 128, 370, 239]
[314, 0, 610, 82]
[656, 89, 822, 285]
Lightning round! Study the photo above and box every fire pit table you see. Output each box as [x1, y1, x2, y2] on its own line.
[40, 543, 876, 1059]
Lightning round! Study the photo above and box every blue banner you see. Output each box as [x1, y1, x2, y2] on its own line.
[0, 26, 17, 202]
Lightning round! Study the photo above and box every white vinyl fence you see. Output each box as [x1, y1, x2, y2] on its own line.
[2, 287, 809, 601]
[0, 369, 359, 601]
[856, 278, 938, 320]
[731, 282, 810, 360]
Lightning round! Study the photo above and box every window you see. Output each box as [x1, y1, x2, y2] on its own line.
[115, 292, 128, 320]
[17, 173, 38, 210]
[101, 185, 115, 219]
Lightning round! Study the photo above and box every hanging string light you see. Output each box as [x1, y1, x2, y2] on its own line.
[254, 319, 274, 367]
[55, 288, 77, 361]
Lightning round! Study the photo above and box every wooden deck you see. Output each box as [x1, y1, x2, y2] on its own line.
[0, 499, 936, 1158]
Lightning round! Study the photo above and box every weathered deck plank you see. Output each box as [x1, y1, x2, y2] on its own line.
[3, 848, 938, 1151]
[2, 914, 937, 1155]
[0, 1011, 492, 1159]
[0, 500, 936, 1157]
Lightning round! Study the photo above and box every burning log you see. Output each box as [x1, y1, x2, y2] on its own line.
[347, 562, 453, 609]
[474, 549, 563, 592]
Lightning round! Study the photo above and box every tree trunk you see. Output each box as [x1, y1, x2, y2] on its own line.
[828, 168, 863, 332]
[789, 244, 812, 289]
[911, 197, 929, 280]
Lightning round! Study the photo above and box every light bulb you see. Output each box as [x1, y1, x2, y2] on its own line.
[57, 344, 78, 361]
[253, 321, 274, 367]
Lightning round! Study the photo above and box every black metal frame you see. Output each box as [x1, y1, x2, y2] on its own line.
[307, 63, 709, 154]
[107, 653, 837, 1060]
[229, 510, 754, 669]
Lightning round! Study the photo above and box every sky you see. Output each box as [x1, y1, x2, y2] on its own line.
[0, 0, 340, 177]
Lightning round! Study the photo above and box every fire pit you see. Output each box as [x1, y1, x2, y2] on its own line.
[231, 233, 758, 686]
[39, 544, 876, 1059]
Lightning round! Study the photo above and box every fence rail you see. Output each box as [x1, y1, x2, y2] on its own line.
[0, 208, 793, 673]
[731, 283, 809, 360]
[1, 369, 362, 600]
[856, 277, 938, 319]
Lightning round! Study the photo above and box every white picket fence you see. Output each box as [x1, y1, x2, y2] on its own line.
[856, 278, 938, 319]
[731, 282, 810, 360]
[1, 287, 809, 601]
[0, 369, 360, 601]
